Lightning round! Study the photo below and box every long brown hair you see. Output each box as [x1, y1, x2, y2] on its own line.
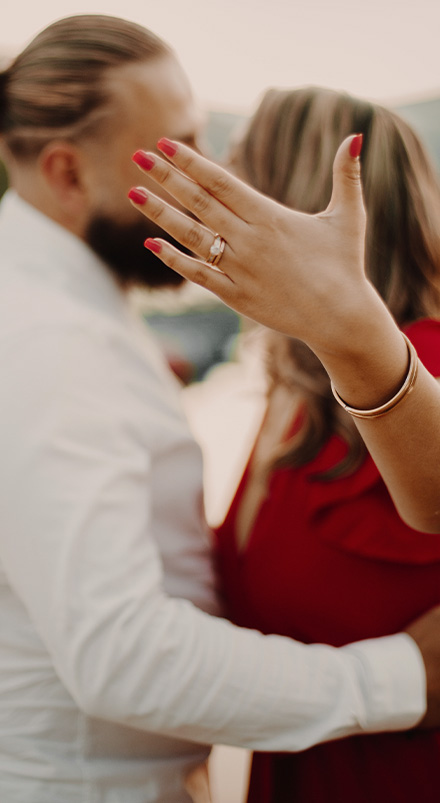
[231, 87, 440, 479]
[0, 15, 170, 160]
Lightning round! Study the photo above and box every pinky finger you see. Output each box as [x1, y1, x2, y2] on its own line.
[144, 238, 234, 298]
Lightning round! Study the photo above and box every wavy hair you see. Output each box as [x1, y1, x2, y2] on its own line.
[230, 87, 440, 479]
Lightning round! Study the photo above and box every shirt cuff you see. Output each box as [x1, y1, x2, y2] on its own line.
[342, 632, 426, 731]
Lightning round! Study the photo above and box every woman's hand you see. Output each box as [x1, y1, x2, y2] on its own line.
[128, 134, 372, 355]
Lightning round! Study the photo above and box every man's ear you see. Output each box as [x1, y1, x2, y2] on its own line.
[38, 141, 87, 217]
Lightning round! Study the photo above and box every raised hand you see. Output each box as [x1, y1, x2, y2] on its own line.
[128, 135, 370, 355]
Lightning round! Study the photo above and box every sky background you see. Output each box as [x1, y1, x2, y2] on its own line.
[0, 0, 439, 114]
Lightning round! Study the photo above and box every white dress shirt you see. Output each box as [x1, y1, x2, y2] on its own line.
[0, 191, 426, 803]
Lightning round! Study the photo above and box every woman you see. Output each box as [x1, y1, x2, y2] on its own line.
[212, 88, 440, 802]
[129, 89, 440, 801]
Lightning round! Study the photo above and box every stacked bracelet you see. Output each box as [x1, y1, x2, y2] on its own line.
[331, 333, 419, 419]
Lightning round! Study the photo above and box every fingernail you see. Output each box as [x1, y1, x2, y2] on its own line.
[128, 187, 148, 205]
[349, 133, 363, 159]
[132, 150, 155, 170]
[144, 238, 162, 254]
[157, 138, 178, 157]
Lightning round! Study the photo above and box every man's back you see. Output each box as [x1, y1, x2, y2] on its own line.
[0, 191, 217, 802]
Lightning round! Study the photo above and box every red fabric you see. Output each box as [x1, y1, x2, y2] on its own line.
[215, 319, 440, 803]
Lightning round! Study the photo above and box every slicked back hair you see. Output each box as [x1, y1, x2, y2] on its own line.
[0, 14, 171, 159]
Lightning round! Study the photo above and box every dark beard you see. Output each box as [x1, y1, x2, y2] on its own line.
[84, 214, 187, 289]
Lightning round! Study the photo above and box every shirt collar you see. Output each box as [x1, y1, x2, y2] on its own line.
[0, 189, 130, 322]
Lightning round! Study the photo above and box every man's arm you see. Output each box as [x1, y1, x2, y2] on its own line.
[0, 322, 430, 750]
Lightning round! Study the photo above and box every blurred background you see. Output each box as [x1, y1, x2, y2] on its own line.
[1, 2, 439, 799]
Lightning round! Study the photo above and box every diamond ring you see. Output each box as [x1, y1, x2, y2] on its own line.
[205, 234, 226, 267]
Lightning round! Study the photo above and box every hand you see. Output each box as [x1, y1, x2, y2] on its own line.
[128, 134, 372, 355]
[405, 605, 440, 728]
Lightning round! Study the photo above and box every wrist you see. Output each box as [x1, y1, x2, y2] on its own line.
[308, 284, 411, 411]
[307, 281, 388, 358]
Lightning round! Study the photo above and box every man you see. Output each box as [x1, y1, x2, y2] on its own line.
[0, 14, 438, 803]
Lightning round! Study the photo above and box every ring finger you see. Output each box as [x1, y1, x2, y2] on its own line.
[128, 186, 229, 265]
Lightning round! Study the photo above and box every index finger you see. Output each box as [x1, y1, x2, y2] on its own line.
[155, 137, 270, 221]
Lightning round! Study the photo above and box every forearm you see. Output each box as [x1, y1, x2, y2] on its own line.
[313, 287, 440, 533]
[56, 594, 425, 750]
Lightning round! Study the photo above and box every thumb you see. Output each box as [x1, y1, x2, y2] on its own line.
[326, 134, 366, 226]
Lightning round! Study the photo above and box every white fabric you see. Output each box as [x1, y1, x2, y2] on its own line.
[0, 191, 426, 803]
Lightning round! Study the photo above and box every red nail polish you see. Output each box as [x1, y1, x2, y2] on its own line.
[144, 238, 162, 254]
[128, 187, 148, 205]
[349, 133, 363, 159]
[132, 151, 155, 171]
[157, 138, 178, 157]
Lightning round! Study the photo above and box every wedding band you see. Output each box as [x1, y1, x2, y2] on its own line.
[205, 233, 226, 267]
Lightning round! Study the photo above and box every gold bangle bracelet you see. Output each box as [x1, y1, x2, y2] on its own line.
[330, 333, 419, 419]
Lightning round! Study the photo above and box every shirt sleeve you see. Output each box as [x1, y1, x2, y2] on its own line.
[0, 322, 426, 751]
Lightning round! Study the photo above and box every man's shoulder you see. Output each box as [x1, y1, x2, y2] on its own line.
[0, 273, 177, 416]
[0, 270, 129, 352]
[0, 279, 135, 403]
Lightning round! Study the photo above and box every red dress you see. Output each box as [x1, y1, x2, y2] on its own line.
[215, 319, 440, 803]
